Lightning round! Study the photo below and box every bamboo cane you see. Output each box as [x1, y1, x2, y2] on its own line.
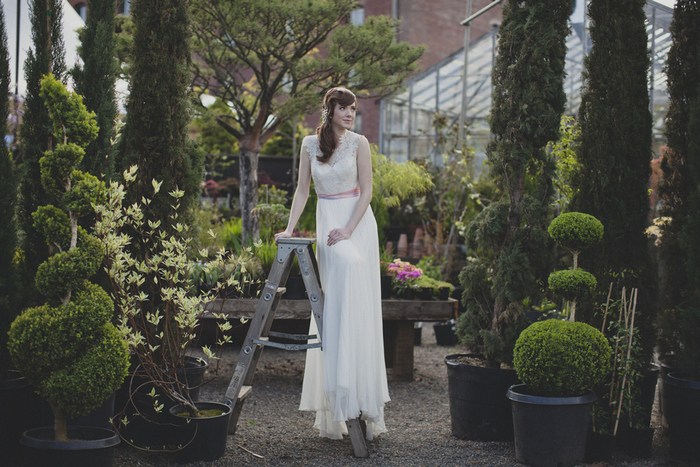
[601, 282, 614, 333]
[614, 288, 637, 436]
[609, 288, 627, 403]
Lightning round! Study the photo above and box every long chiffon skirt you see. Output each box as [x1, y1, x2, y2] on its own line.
[298, 196, 390, 440]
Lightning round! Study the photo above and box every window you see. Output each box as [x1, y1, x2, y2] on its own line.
[119, 0, 131, 15]
[352, 112, 362, 134]
[75, 3, 87, 21]
[350, 8, 365, 26]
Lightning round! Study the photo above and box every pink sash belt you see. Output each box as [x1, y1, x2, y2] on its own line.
[317, 187, 360, 200]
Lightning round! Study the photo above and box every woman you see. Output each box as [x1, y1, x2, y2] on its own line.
[275, 87, 390, 440]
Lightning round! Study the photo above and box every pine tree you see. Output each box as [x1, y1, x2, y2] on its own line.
[456, 0, 572, 367]
[190, 0, 424, 241]
[570, 0, 655, 353]
[72, 0, 118, 178]
[0, 4, 19, 371]
[17, 0, 66, 305]
[114, 0, 203, 228]
[657, 1, 700, 324]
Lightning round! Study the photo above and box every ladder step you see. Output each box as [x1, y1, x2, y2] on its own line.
[252, 336, 322, 351]
[268, 331, 318, 341]
[238, 385, 252, 401]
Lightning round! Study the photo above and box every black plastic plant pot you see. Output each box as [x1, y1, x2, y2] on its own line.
[284, 276, 307, 299]
[444, 354, 520, 441]
[1, 371, 42, 465]
[507, 384, 596, 467]
[666, 372, 700, 461]
[21, 426, 120, 467]
[169, 401, 232, 464]
[381, 275, 392, 300]
[113, 356, 208, 449]
[434, 322, 456, 346]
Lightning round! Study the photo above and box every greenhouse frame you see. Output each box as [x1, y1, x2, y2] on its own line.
[378, 0, 674, 164]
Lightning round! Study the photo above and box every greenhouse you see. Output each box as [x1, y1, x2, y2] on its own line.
[378, 0, 674, 164]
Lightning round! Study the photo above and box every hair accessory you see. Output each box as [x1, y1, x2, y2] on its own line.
[321, 107, 328, 124]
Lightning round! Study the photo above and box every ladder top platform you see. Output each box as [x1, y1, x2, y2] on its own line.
[276, 237, 317, 245]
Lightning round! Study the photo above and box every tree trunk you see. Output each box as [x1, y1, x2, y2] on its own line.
[51, 403, 68, 441]
[239, 145, 260, 242]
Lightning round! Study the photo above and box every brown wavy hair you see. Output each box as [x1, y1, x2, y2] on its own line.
[316, 87, 357, 163]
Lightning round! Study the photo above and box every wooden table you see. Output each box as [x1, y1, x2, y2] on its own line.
[203, 298, 457, 381]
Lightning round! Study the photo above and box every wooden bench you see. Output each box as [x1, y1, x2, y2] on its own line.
[203, 298, 457, 382]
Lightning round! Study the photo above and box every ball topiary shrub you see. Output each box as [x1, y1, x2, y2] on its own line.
[548, 269, 597, 302]
[7, 75, 129, 442]
[513, 319, 612, 397]
[548, 212, 603, 268]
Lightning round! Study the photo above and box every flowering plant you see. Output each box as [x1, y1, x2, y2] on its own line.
[387, 259, 423, 281]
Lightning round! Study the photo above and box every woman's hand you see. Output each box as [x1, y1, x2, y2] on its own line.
[327, 227, 352, 246]
[274, 230, 293, 244]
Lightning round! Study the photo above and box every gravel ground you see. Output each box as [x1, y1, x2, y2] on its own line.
[113, 326, 688, 467]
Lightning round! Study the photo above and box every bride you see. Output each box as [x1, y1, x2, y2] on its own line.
[275, 87, 390, 441]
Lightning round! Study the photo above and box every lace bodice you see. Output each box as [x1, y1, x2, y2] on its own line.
[303, 131, 364, 196]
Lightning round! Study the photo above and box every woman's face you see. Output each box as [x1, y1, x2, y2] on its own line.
[330, 100, 357, 132]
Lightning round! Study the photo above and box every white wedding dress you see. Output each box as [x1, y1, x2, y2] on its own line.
[298, 131, 390, 440]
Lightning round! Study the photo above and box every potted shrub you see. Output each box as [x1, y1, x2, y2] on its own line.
[94, 167, 241, 462]
[507, 319, 612, 467]
[7, 74, 129, 466]
[547, 212, 603, 321]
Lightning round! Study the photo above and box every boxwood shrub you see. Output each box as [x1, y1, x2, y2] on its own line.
[513, 319, 612, 397]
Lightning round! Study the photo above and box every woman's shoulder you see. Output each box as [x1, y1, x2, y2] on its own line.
[302, 134, 321, 158]
[343, 131, 368, 152]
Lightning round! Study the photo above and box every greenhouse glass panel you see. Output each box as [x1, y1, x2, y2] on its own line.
[380, 0, 674, 163]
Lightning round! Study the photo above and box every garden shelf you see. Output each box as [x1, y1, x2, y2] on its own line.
[204, 298, 458, 382]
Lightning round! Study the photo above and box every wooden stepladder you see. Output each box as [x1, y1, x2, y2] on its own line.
[224, 238, 369, 457]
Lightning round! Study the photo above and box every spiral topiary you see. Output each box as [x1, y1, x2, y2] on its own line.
[7, 75, 129, 442]
[513, 319, 612, 397]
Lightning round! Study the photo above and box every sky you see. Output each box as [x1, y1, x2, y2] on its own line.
[3, 0, 84, 97]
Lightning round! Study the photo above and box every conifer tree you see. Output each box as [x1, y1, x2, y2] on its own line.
[0, 5, 19, 371]
[657, 1, 700, 322]
[570, 0, 655, 353]
[114, 0, 203, 228]
[191, 0, 424, 241]
[17, 0, 66, 305]
[456, 0, 572, 367]
[72, 0, 118, 178]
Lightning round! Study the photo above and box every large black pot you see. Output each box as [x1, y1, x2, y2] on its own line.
[507, 384, 596, 467]
[445, 354, 520, 441]
[113, 356, 209, 449]
[658, 356, 677, 431]
[434, 322, 456, 346]
[169, 401, 232, 463]
[21, 426, 120, 467]
[666, 372, 700, 461]
[1, 371, 42, 465]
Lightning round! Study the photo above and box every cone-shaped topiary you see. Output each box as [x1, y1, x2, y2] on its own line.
[8, 74, 129, 442]
[513, 319, 612, 397]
